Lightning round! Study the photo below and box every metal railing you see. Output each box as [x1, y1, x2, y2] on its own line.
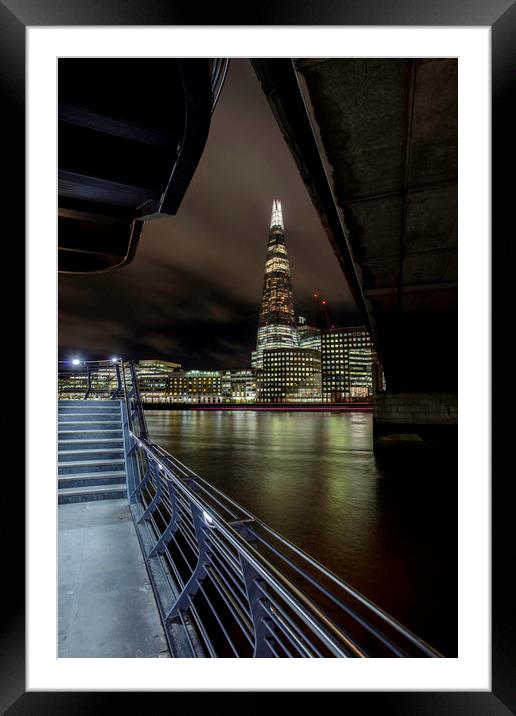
[113, 360, 442, 658]
[58, 359, 442, 657]
[58, 359, 123, 400]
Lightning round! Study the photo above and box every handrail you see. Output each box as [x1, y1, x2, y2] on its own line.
[130, 433, 364, 657]
[144, 439, 438, 656]
[58, 359, 123, 400]
[58, 358, 442, 658]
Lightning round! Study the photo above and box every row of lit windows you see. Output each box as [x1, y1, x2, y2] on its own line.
[321, 334, 371, 345]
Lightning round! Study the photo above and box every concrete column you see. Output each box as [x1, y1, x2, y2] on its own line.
[373, 391, 457, 451]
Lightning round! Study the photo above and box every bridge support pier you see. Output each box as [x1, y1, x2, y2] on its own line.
[373, 391, 457, 452]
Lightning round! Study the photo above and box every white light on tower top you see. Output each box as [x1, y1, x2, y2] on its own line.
[270, 199, 283, 229]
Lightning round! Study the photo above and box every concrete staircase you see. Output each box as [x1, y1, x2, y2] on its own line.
[58, 400, 127, 504]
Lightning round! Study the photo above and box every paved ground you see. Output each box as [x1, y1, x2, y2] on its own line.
[58, 499, 170, 658]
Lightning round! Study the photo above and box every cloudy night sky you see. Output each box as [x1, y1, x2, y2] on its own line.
[58, 59, 361, 369]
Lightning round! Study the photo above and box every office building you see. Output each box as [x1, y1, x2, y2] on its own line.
[257, 348, 321, 403]
[297, 315, 321, 352]
[136, 359, 182, 402]
[321, 327, 375, 402]
[221, 370, 256, 403]
[169, 370, 223, 403]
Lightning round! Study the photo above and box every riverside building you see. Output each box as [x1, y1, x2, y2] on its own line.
[221, 370, 256, 403]
[257, 348, 321, 403]
[136, 359, 182, 402]
[321, 327, 375, 402]
[169, 370, 223, 403]
[297, 315, 321, 352]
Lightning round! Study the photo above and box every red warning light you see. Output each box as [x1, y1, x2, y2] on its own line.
[321, 299, 327, 305]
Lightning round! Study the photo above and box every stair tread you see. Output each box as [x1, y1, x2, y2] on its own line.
[59, 408, 121, 412]
[58, 398, 120, 405]
[59, 484, 126, 495]
[59, 477, 126, 486]
[58, 448, 124, 455]
[58, 458, 125, 468]
[58, 429, 123, 434]
[59, 413, 121, 418]
[58, 470, 126, 480]
[58, 420, 122, 425]
[58, 438, 123, 443]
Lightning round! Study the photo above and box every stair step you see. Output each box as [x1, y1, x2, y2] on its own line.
[59, 412, 120, 418]
[58, 484, 127, 504]
[59, 440, 124, 451]
[59, 405, 121, 410]
[58, 404, 121, 408]
[59, 415, 120, 425]
[58, 429, 123, 434]
[58, 438, 124, 444]
[58, 448, 124, 456]
[58, 421, 122, 428]
[58, 459, 125, 474]
[58, 400, 121, 405]
[59, 472, 126, 488]
[57, 438, 124, 452]
[59, 453, 124, 466]
[58, 430, 123, 439]
[59, 469, 126, 481]
[60, 484, 126, 495]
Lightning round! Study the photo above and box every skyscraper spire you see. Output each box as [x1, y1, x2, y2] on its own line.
[253, 200, 299, 370]
[270, 199, 283, 229]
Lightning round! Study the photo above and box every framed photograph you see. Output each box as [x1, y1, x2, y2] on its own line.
[6, 0, 512, 710]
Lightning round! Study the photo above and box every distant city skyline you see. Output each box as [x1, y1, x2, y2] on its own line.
[58, 60, 361, 369]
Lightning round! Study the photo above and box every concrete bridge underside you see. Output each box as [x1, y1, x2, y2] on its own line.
[253, 58, 458, 448]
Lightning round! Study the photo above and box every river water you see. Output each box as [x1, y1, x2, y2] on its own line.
[145, 409, 457, 656]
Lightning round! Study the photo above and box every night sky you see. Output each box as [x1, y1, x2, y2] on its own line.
[58, 59, 361, 370]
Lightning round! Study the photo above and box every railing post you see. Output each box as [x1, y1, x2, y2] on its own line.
[232, 522, 277, 658]
[239, 557, 277, 657]
[115, 362, 122, 395]
[84, 364, 92, 399]
[148, 480, 181, 557]
[137, 460, 162, 523]
[164, 501, 213, 623]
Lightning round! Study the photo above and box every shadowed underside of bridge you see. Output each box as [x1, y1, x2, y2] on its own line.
[58, 58, 227, 274]
[253, 58, 458, 449]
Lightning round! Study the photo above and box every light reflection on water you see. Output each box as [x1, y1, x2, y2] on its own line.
[145, 409, 457, 656]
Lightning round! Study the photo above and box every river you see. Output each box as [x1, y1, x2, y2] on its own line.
[145, 409, 457, 656]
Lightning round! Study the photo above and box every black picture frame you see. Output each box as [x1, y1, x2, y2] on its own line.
[5, 0, 514, 711]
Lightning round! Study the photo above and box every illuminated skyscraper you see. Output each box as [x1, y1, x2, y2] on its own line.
[253, 200, 299, 369]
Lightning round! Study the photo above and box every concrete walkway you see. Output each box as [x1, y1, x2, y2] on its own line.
[58, 499, 170, 658]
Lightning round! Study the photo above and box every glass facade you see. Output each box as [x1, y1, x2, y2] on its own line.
[136, 359, 182, 402]
[320, 327, 376, 403]
[297, 316, 322, 352]
[221, 369, 256, 403]
[168, 371, 223, 403]
[254, 200, 299, 369]
[257, 348, 322, 403]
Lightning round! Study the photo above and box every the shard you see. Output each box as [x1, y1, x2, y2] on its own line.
[253, 200, 299, 369]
